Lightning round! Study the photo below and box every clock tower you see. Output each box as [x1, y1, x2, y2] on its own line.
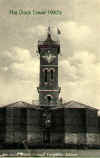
[37, 27, 61, 107]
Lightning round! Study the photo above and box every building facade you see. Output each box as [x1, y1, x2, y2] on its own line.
[0, 27, 100, 149]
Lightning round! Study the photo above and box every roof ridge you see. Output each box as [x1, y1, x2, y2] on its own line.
[4, 101, 32, 108]
[63, 100, 98, 110]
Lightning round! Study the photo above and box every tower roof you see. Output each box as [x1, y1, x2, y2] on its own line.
[38, 26, 60, 46]
[45, 31, 53, 43]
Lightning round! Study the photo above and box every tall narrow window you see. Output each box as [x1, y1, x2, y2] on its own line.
[47, 96, 51, 104]
[45, 69, 48, 82]
[51, 69, 54, 80]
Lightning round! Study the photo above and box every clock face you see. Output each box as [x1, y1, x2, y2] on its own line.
[42, 48, 56, 63]
[42, 54, 56, 63]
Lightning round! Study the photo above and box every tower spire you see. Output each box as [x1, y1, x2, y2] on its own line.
[47, 25, 52, 40]
[48, 25, 51, 34]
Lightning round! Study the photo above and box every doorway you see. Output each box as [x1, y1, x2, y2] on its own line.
[43, 130, 50, 145]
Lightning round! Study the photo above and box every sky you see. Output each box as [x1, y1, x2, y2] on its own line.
[0, 0, 100, 109]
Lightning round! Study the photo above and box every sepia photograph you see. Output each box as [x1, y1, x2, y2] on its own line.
[0, 0, 100, 157]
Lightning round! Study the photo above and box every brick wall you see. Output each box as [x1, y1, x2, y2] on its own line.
[0, 108, 6, 143]
[27, 108, 42, 145]
[64, 108, 86, 145]
[86, 109, 100, 146]
[50, 108, 64, 146]
[0, 103, 99, 148]
[6, 107, 27, 144]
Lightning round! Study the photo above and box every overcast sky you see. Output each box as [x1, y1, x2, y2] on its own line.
[0, 0, 100, 109]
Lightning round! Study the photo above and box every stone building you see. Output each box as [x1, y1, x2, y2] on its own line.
[0, 27, 100, 149]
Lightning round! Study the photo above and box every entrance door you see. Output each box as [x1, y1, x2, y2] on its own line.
[41, 110, 52, 147]
[43, 130, 50, 146]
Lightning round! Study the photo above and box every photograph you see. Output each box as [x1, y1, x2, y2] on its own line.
[0, 0, 100, 157]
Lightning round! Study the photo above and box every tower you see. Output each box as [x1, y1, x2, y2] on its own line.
[37, 27, 61, 107]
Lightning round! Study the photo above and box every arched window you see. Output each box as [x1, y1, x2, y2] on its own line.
[44, 69, 48, 82]
[45, 95, 53, 105]
[51, 69, 54, 80]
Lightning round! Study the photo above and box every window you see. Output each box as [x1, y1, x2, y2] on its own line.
[47, 96, 52, 104]
[51, 69, 54, 80]
[44, 69, 48, 82]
